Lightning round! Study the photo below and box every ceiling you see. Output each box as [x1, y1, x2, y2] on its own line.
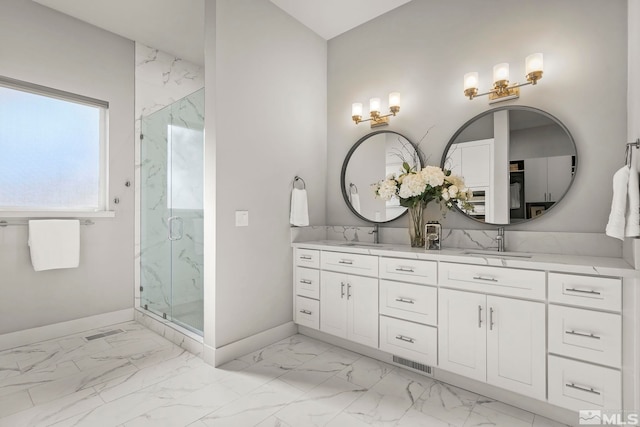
[32, 0, 411, 65]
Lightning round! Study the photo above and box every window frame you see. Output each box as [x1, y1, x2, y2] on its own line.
[0, 76, 112, 217]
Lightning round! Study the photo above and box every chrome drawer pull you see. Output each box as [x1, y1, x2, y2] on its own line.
[489, 307, 495, 330]
[566, 383, 601, 395]
[395, 335, 415, 343]
[473, 276, 498, 282]
[299, 309, 312, 315]
[339, 259, 353, 265]
[395, 297, 415, 304]
[340, 282, 345, 298]
[565, 330, 601, 340]
[347, 283, 352, 300]
[478, 305, 483, 328]
[565, 287, 601, 295]
[300, 255, 312, 260]
[299, 279, 312, 285]
[395, 267, 415, 273]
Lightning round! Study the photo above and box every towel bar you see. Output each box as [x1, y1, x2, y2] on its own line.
[0, 219, 95, 228]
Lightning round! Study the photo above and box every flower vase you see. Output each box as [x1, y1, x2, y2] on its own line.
[407, 201, 427, 248]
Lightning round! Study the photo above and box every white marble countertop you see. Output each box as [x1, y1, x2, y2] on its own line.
[292, 240, 638, 278]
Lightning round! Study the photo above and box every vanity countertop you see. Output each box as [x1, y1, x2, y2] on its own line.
[292, 240, 638, 278]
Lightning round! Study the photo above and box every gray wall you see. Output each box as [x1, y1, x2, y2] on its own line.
[213, 0, 327, 347]
[327, 0, 627, 232]
[0, 0, 134, 334]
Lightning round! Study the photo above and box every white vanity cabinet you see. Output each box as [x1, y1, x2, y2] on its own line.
[438, 262, 546, 399]
[293, 249, 321, 329]
[319, 253, 379, 348]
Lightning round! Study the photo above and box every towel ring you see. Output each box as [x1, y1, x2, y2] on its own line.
[293, 176, 306, 190]
[349, 183, 359, 194]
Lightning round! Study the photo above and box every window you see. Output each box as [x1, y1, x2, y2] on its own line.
[0, 77, 108, 212]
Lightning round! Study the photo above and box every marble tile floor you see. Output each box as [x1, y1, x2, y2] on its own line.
[0, 322, 569, 427]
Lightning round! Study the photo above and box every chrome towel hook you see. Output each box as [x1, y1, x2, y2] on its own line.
[293, 176, 306, 190]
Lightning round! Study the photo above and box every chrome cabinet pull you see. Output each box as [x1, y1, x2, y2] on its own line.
[347, 283, 352, 300]
[299, 309, 312, 315]
[566, 383, 601, 395]
[339, 259, 353, 265]
[478, 305, 483, 328]
[395, 297, 415, 304]
[395, 267, 415, 273]
[299, 279, 312, 285]
[395, 335, 415, 343]
[340, 282, 345, 298]
[565, 330, 601, 340]
[300, 255, 312, 260]
[489, 307, 494, 330]
[565, 287, 601, 295]
[473, 276, 498, 282]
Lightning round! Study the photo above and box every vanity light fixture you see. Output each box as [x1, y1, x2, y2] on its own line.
[464, 53, 544, 103]
[352, 92, 400, 127]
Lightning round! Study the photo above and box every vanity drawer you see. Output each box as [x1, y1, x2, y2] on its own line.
[439, 262, 545, 300]
[379, 280, 437, 325]
[379, 315, 437, 366]
[548, 355, 621, 412]
[295, 267, 320, 300]
[321, 251, 378, 277]
[549, 273, 621, 312]
[295, 248, 320, 269]
[295, 296, 319, 330]
[549, 305, 621, 368]
[379, 257, 437, 285]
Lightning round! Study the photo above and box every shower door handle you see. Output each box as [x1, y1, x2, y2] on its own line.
[168, 216, 184, 241]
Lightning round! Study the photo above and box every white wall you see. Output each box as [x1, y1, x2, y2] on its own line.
[327, 0, 627, 232]
[0, 0, 134, 335]
[630, 0, 640, 142]
[213, 0, 327, 347]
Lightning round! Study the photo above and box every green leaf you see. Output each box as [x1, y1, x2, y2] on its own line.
[403, 162, 410, 172]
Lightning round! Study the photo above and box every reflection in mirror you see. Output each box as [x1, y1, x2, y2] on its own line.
[442, 106, 576, 225]
[341, 131, 422, 223]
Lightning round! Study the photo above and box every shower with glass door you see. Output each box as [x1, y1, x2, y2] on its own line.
[140, 88, 204, 335]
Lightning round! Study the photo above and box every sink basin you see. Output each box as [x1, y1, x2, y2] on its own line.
[463, 250, 532, 259]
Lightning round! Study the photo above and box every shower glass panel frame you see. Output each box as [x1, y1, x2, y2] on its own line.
[140, 88, 204, 335]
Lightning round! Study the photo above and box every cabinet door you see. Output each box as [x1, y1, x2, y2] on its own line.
[486, 296, 546, 400]
[438, 289, 487, 382]
[320, 270, 348, 339]
[546, 155, 573, 202]
[347, 275, 379, 348]
[524, 157, 548, 203]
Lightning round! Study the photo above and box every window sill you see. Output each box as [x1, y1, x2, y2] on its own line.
[0, 211, 116, 219]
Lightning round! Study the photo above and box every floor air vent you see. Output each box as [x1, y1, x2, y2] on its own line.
[393, 355, 433, 375]
[84, 329, 125, 341]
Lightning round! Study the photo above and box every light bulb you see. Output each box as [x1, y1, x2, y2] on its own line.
[369, 98, 381, 114]
[351, 103, 363, 117]
[525, 53, 544, 74]
[464, 72, 479, 90]
[388, 92, 401, 108]
[493, 63, 509, 83]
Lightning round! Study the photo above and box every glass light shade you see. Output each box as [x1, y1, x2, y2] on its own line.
[369, 97, 381, 113]
[525, 53, 544, 74]
[464, 72, 479, 90]
[352, 103, 363, 117]
[493, 63, 510, 83]
[388, 92, 401, 108]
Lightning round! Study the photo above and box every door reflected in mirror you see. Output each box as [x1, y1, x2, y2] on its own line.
[442, 106, 577, 225]
[341, 131, 422, 223]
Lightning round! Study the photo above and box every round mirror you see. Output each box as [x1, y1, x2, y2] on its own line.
[441, 106, 577, 225]
[341, 131, 423, 223]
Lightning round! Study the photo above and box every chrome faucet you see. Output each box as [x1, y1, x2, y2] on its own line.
[495, 227, 505, 252]
[369, 224, 380, 244]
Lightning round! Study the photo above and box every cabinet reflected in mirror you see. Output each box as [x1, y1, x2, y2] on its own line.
[442, 106, 577, 225]
[341, 131, 422, 223]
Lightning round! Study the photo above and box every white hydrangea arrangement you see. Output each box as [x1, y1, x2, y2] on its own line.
[372, 162, 474, 212]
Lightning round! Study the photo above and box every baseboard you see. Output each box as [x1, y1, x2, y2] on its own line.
[0, 308, 134, 351]
[213, 321, 298, 367]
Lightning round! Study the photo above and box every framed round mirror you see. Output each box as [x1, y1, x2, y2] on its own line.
[441, 106, 577, 225]
[341, 130, 423, 223]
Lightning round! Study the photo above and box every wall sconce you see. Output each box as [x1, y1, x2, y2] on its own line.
[464, 53, 544, 103]
[352, 92, 400, 127]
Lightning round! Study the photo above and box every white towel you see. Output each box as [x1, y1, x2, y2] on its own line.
[606, 167, 630, 240]
[510, 182, 521, 209]
[626, 154, 640, 237]
[290, 188, 309, 226]
[28, 220, 80, 271]
[350, 193, 361, 213]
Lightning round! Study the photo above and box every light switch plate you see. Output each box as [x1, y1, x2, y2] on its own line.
[235, 210, 249, 227]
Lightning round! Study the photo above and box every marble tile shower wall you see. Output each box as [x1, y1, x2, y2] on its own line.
[134, 43, 204, 312]
[291, 225, 623, 258]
